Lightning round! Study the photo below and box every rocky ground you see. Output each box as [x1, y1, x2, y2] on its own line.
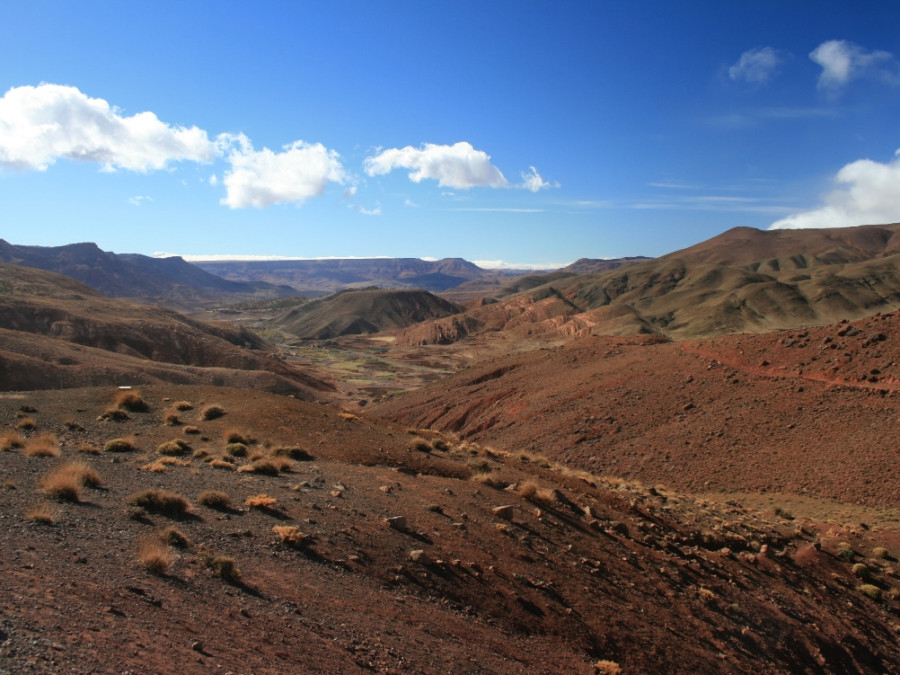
[2, 384, 899, 673]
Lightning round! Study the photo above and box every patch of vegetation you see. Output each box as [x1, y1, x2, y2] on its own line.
[98, 408, 129, 421]
[24, 434, 60, 457]
[199, 550, 240, 582]
[173, 401, 193, 411]
[197, 490, 232, 510]
[271, 446, 313, 461]
[223, 429, 252, 444]
[245, 494, 277, 510]
[0, 432, 26, 451]
[201, 405, 226, 421]
[16, 416, 36, 430]
[237, 459, 280, 476]
[26, 504, 56, 525]
[857, 584, 882, 601]
[159, 526, 190, 548]
[272, 525, 307, 548]
[158, 439, 192, 456]
[225, 442, 248, 457]
[116, 390, 149, 412]
[138, 537, 174, 575]
[104, 437, 136, 453]
[127, 489, 190, 517]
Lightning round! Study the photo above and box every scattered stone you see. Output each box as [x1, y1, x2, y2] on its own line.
[385, 516, 407, 530]
[492, 505, 514, 521]
[409, 549, 430, 565]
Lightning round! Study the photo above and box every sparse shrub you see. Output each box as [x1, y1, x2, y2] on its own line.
[1, 432, 26, 451]
[874, 547, 890, 559]
[425, 504, 443, 513]
[98, 408, 129, 421]
[104, 437, 135, 453]
[432, 439, 449, 452]
[237, 459, 279, 476]
[594, 660, 622, 675]
[193, 448, 210, 459]
[157, 439, 191, 456]
[517, 481, 539, 500]
[65, 461, 102, 488]
[468, 458, 493, 475]
[16, 416, 36, 430]
[159, 526, 190, 548]
[127, 489, 190, 517]
[26, 504, 56, 524]
[516, 451, 551, 468]
[24, 434, 60, 457]
[173, 401, 193, 411]
[183, 426, 201, 435]
[140, 461, 168, 473]
[269, 457, 294, 473]
[138, 537, 173, 574]
[164, 413, 180, 426]
[2, 479, 16, 489]
[201, 405, 225, 421]
[76, 443, 100, 454]
[852, 563, 872, 580]
[116, 390, 149, 412]
[225, 442, 248, 457]
[210, 459, 236, 470]
[472, 473, 509, 489]
[836, 542, 856, 561]
[199, 550, 240, 582]
[126, 506, 148, 521]
[197, 490, 232, 510]
[774, 507, 794, 520]
[39, 467, 81, 502]
[245, 494, 277, 510]
[858, 584, 882, 600]
[223, 429, 251, 444]
[272, 525, 306, 548]
[410, 438, 432, 453]
[63, 420, 85, 432]
[271, 446, 313, 461]
[157, 457, 190, 467]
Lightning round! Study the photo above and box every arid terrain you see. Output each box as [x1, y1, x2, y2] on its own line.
[3, 225, 900, 673]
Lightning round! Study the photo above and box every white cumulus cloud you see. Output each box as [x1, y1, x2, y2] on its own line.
[729, 47, 783, 85]
[810, 40, 898, 90]
[217, 133, 346, 209]
[0, 84, 217, 172]
[364, 141, 507, 189]
[770, 150, 900, 229]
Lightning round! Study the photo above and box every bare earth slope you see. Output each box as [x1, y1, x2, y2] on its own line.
[377, 311, 900, 509]
[0, 264, 330, 396]
[2, 385, 899, 673]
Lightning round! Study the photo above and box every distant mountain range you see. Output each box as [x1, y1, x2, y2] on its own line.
[0, 239, 291, 310]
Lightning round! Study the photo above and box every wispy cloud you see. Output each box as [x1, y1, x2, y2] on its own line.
[634, 194, 792, 215]
[0, 84, 217, 172]
[810, 40, 900, 91]
[128, 195, 152, 207]
[364, 141, 508, 189]
[519, 166, 559, 192]
[708, 107, 835, 129]
[729, 47, 784, 85]
[452, 207, 544, 213]
[216, 133, 346, 209]
[770, 149, 900, 229]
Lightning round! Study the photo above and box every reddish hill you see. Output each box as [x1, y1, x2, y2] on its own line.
[377, 311, 900, 509]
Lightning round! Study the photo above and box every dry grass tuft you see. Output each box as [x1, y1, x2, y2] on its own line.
[127, 489, 190, 517]
[159, 526, 190, 548]
[271, 446, 314, 461]
[245, 494, 277, 510]
[26, 504, 57, 524]
[16, 416, 36, 430]
[183, 425, 201, 435]
[24, 434, 60, 457]
[173, 400, 193, 411]
[197, 490, 232, 510]
[39, 469, 80, 501]
[163, 412, 181, 426]
[237, 459, 280, 475]
[210, 459, 236, 470]
[225, 442, 248, 457]
[410, 438, 432, 453]
[76, 443, 100, 454]
[157, 439, 191, 456]
[98, 407, 129, 421]
[116, 390, 149, 412]
[1, 432, 26, 451]
[104, 437, 135, 453]
[273, 525, 306, 548]
[201, 404, 226, 421]
[138, 537, 174, 574]
[223, 429, 251, 444]
[200, 550, 240, 582]
[140, 461, 168, 473]
[857, 584, 882, 601]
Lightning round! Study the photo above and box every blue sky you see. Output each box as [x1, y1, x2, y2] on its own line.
[1, 1, 899, 268]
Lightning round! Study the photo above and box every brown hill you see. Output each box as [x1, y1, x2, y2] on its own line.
[377, 310, 900, 510]
[270, 288, 464, 340]
[397, 226, 900, 344]
[0, 263, 330, 396]
[1, 384, 899, 673]
[0, 239, 292, 310]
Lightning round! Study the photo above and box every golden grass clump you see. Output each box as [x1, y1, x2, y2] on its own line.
[201, 404, 226, 421]
[197, 490, 232, 510]
[237, 459, 280, 475]
[199, 550, 240, 582]
[16, 416, 36, 430]
[116, 390, 149, 412]
[223, 429, 251, 444]
[39, 461, 102, 502]
[225, 442, 248, 457]
[272, 525, 306, 548]
[271, 446, 314, 461]
[1, 432, 26, 451]
[159, 526, 190, 548]
[127, 489, 190, 517]
[76, 443, 100, 454]
[163, 412, 180, 426]
[24, 433, 60, 457]
[138, 537, 174, 575]
[173, 400, 193, 411]
[104, 437, 136, 453]
[210, 459, 236, 470]
[857, 584, 882, 601]
[26, 504, 57, 524]
[183, 426, 201, 435]
[157, 439, 192, 456]
[245, 494, 277, 510]
[140, 461, 168, 473]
